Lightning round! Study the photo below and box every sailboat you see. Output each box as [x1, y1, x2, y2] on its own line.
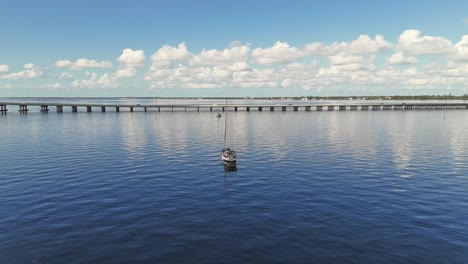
[221, 99, 237, 163]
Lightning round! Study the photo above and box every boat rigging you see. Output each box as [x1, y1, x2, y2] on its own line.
[221, 99, 237, 164]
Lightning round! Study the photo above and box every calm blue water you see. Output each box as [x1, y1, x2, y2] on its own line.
[1, 107, 468, 263]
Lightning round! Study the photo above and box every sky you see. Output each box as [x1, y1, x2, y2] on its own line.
[1, 0, 468, 97]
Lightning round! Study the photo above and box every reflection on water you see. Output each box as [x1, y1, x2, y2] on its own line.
[222, 160, 238, 172]
[119, 113, 148, 159]
[1, 110, 468, 264]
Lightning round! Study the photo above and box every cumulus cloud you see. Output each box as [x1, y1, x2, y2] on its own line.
[2, 64, 44, 80]
[115, 48, 146, 79]
[0, 64, 9, 73]
[329, 53, 370, 65]
[276, 62, 325, 90]
[68, 49, 146, 88]
[34, 29, 468, 92]
[222, 62, 251, 72]
[72, 72, 97, 88]
[117, 48, 146, 68]
[145, 39, 390, 90]
[252, 41, 303, 65]
[24, 63, 35, 69]
[59, 72, 74, 79]
[397, 29, 457, 55]
[55, 58, 113, 69]
[150, 43, 192, 68]
[189, 44, 250, 67]
[146, 43, 193, 83]
[304, 34, 393, 56]
[95, 73, 116, 87]
[141, 30, 468, 90]
[72, 72, 117, 89]
[114, 68, 137, 79]
[387, 52, 418, 65]
[452, 35, 468, 61]
[233, 69, 278, 87]
[342, 34, 394, 54]
[147, 64, 234, 89]
[45, 83, 62, 89]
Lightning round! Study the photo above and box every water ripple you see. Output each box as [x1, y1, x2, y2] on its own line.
[1, 111, 468, 263]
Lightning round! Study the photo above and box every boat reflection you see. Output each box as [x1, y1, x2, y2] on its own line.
[222, 160, 237, 172]
[223, 161, 237, 199]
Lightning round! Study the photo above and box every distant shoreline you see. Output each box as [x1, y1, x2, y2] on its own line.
[0, 95, 467, 101]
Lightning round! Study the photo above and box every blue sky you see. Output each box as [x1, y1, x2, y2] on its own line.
[1, 0, 468, 97]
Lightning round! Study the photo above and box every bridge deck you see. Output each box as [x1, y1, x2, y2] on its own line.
[1, 101, 467, 113]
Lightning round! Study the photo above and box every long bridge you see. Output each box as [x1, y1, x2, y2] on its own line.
[1, 101, 468, 113]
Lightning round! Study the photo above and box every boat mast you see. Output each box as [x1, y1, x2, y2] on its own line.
[224, 98, 228, 147]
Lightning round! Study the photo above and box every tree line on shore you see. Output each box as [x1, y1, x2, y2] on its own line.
[300, 94, 468, 100]
[165, 94, 468, 100]
[18, 95, 466, 100]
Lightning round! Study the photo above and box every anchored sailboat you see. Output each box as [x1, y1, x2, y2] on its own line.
[221, 99, 237, 163]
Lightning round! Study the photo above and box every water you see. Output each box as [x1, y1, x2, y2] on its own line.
[1, 107, 468, 263]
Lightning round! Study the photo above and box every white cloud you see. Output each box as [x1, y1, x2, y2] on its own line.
[96, 73, 116, 87]
[302, 42, 329, 56]
[68, 49, 146, 87]
[397, 29, 457, 55]
[117, 48, 146, 68]
[147, 64, 234, 89]
[232, 69, 278, 88]
[189, 44, 250, 67]
[142, 38, 390, 90]
[325, 53, 377, 78]
[0, 64, 9, 73]
[387, 52, 418, 65]
[4, 84, 11, 89]
[72, 72, 97, 88]
[145, 40, 383, 90]
[341, 34, 393, 54]
[184, 82, 219, 89]
[56, 58, 113, 69]
[114, 68, 137, 79]
[222, 62, 251, 72]
[252, 41, 303, 65]
[464, 18, 468, 25]
[59, 72, 74, 79]
[375, 64, 468, 89]
[5, 29, 468, 93]
[55, 60, 70, 68]
[72, 72, 117, 89]
[329, 53, 369, 65]
[276, 62, 321, 89]
[45, 83, 62, 89]
[150, 43, 192, 68]
[334, 63, 375, 72]
[145, 42, 254, 88]
[115, 48, 146, 79]
[146, 43, 193, 83]
[2, 64, 44, 80]
[452, 35, 468, 61]
[304, 34, 393, 56]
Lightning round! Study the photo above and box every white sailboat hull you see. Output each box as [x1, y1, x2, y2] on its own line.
[222, 148, 237, 162]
